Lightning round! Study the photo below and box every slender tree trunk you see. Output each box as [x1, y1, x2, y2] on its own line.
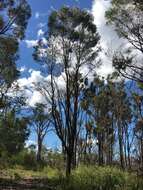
[123, 130, 127, 168]
[124, 142, 127, 168]
[84, 131, 88, 164]
[140, 138, 143, 172]
[127, 141, 131, 169]
[118, 121, 124, 169]
[98, 132, 104, 165]
[66, 150, 73, 177]
[141, 127, 143, 172]
[62, 141, 66, 162]
[37, 135, 42, 162]
[110, 119, 114, 165]
[110, 141, 113, 165]
[106, 126, 113, 165]
[98, 133, 102, 165]
[72, 70, 79, 169]
[72, 139, 77, 169]
[126, 131, 131, 169]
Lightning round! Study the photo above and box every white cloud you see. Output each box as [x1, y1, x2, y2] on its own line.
[35, 12, 40, 19]
[37, 29, 44, 37]
[41, 37, 47, 45]
[50, 6, 56, 11]
[25, 40, 38, 48]
[28, 68, 35, 73]
[18, 70, 46, 106]
[92, 0, 123, 78]
[17, 69, 66, 107]
[25, 140, 36, 148]
[19, 66, 27, 72]
[37, 22, 46, 28]
[30, 91, 45, 107]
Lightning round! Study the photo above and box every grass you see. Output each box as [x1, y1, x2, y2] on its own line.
[0, 165, 64, 180]
[0, 165, 142, 190]
[57, 166, 143, 190]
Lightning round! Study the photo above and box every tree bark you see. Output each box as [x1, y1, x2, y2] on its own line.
[98, 132, 104, 165]
[37, 135, 42, 162]
[66, 151, 72, 177]
[118, 121, 124, 169]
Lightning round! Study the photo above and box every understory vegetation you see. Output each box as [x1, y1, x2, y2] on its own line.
[0, 164, 143, 190]
[0, 149, 142, 189]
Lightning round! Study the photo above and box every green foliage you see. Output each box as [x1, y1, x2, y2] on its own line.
[106, 0, 143, 49]
[0, 111, 29, 156]
[34, 6, 100, 67]
[0, 36, 19, 85]
[46, 151, 65, 170]
[105, 0, 143, 82]
[58, 166, 143, 190]
[0, 0, 31, 88]
[0, 0, 31, 39]
[42, 166, 63, 179]
[11, 149, 37, 169]
[0, 165, 142, 190]
[31, 103, 50, 125]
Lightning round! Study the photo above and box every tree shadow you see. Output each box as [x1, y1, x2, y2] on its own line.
[0, 178, 59, 190]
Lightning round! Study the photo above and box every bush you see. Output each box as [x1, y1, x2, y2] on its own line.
[0, 150, 10, 168]
[58, 166, 143, 190]
[11, 149, 37, 169]
[47, 152, 65, 170]
[70, 166, 126, 190]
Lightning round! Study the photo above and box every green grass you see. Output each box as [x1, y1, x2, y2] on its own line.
[0, 165, 64, 180]
[0, 165, 142, 190]
[58, 166, 143, 190]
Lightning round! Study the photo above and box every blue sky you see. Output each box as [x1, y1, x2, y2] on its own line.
[18, 0, 93, 149]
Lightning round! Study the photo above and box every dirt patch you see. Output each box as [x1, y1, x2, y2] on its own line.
[0, 178, 56, 190]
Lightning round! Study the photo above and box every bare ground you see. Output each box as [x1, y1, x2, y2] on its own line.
[0, 178, 57, 190]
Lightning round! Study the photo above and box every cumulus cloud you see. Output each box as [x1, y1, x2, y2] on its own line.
[92, 0, 123, 77]
[17, 69, 66, 107]
[17, 70, 46, 106]
[37, 29, 44, 37]
[18, 70, 43, 87]
[30, 91, 45, 107]
[24, 40, 38, 48]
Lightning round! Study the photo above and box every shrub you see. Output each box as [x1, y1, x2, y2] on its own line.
[11, 149, 37, 169]
[57, 166, 143, 190]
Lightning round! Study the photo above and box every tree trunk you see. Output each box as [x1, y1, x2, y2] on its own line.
[106, 126, 113, 165]
[98, 133, 104, 165]
[66, 151, 72, 177]
[118, 121, 124, 169]
[72, 139, 77, 168]
[37, 135, 42, 162]
[84, 131, 88, 164]
[127, 143, 131, 169]
[124, 137, 127, 168]
[140, 138, 143, 172]
[127, 132, 131, 169]
[110, 119, 114, 165]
